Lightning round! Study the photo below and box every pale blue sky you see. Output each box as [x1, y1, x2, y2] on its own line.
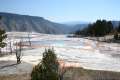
[0, 0, 119, 22]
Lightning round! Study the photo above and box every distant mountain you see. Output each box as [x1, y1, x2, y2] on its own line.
[0, 12, 70, 34]
[63, 21, 89, 26]
[70, 24, 88, 33]
[63, 21, 89, 33]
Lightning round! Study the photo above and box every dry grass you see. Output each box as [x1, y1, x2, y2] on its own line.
[0, 73, 31, 80]
[1, 67, 120, 80]
[64, 67, 120, 80]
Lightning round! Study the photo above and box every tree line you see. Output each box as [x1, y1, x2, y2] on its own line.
[75, 20, 120, 37]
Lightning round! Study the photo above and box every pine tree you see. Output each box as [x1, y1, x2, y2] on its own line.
[0, 29, 7, 53]
[0, 16, 7, 54]
[31, 48, 59, 80]
[118, 23, 120, 33]
[74, 20, 114, 37]
[0, 16, 1, 19]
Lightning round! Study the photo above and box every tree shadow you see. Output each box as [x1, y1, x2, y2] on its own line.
[0, 60, 34, 74]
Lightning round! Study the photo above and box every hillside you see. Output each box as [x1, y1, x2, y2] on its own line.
[0, 12, 70, 34]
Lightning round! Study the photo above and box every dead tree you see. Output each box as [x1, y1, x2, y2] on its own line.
[15, 39, 23, 64]
[58, 60, 69, 80]
[9, 39, 12, 54]
[28, 32, 31, 47]
[59, 61, 66, 80]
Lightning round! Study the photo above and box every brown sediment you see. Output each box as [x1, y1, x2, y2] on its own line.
[58, 59, 81, 68]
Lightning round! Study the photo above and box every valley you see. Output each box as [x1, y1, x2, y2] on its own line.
[0, 32, 120, 80]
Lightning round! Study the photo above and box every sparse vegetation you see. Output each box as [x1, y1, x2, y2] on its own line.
[64, 67, 120, 80]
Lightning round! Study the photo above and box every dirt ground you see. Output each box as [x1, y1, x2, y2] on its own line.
[0, 73, 31, 80]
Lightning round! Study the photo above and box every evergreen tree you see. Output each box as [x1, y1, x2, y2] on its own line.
[118, 22, 120, 33]
[114, 31, 119, 40]
[107, 21, 113, 33]
[0, 16, 7, 54]
[31, 48, 59, 80]
[0, 16, 1, 19]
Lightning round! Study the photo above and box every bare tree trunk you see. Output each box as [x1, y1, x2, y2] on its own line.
[59, 74, 64, 80]
[0, 48, 1, 54]
[28, 32, 31, 47]
[59, 61, 67, 80]
[6, 45, 8, 55]
[15, 42, 18, 63]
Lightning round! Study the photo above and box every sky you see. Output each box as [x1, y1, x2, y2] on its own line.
[0, 0, 120, 23]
